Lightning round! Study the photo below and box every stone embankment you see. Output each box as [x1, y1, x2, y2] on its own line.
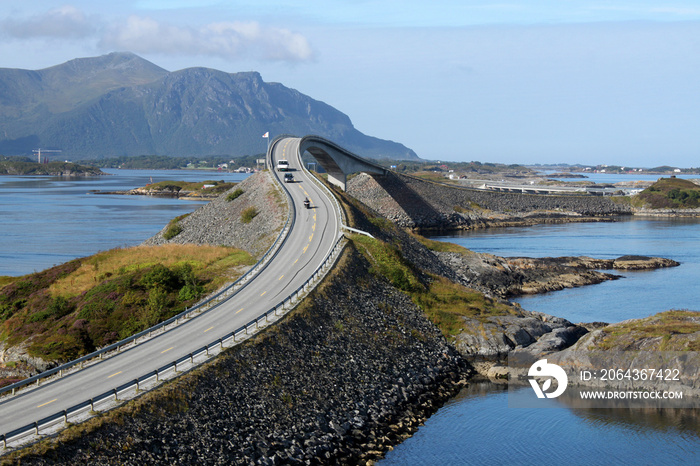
[143, 171, 286, 258]
[12, 246, 469, 465]
[347, 172, 632, 230]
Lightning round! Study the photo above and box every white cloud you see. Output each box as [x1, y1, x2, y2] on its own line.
[0, 5, 95, 39]
[99, 15, 314, 63]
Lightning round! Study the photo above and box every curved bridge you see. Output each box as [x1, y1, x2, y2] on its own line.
[298, 135, 387, 191]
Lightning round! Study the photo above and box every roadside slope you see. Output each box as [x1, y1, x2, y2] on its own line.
[143, 171, 286, 258]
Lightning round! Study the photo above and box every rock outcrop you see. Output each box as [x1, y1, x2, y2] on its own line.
[434, 250, 678, 299]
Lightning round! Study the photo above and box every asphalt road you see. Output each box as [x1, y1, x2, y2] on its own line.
[0, 136, 341, 437]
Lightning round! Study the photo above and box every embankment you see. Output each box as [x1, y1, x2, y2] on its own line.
[348, 171, 631, 230]
[143, 171, 286, 258]
[8, 244, 468, 465]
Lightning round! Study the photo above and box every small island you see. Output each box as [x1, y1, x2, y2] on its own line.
[96, 179, 239, 200]
[0, 157, 105, 177]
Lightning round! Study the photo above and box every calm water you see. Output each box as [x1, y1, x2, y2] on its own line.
[0, 169, 248, 276]
[383, 218, 700, 465]
[541, 171, 699, 184]
[3, 176, 699, 463]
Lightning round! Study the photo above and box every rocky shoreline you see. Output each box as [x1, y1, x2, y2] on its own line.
[2, 170, 689, 464]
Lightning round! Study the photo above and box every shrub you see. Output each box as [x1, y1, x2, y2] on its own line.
[226, 188, 244, 202]
[241, 206, 258, 223]
[163, 222, 182, 240]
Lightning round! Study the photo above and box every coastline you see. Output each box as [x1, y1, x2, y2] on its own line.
[1, 172, 695, 463]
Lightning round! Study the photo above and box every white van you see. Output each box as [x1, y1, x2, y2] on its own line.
[276, 159, 289, 171]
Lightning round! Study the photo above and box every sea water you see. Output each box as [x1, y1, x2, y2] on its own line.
[382, 218, 700, 465]
[0, 169, 248, 276]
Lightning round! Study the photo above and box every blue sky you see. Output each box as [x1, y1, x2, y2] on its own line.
[1, 1, 699, 167]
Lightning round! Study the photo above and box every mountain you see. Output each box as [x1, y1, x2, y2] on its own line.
[0, 52, 418, 160]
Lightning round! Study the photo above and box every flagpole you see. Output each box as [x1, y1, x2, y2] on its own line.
[262, 131, 270, 169]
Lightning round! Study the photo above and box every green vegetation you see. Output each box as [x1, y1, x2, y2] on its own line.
[350, 234, 515, 340]
[0, 244, 254, 363]
[87, 154, 263, 170]
[163, 223, 183, 240]
[0, 157, 104, 176]
[634, 178, 700, 209]
[226, 188, 244, 202]
[411, 171, 459, 184]
[593, 310, 700, 351]
[410, 233, 472, 254]
[140, 180, 238, 197]
[162, 213, 189, 240]
[241, 206, 259, 223]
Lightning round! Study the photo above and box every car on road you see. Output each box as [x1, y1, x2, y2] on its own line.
[284, 173, 294, 183]
[277, 159, 290, 171]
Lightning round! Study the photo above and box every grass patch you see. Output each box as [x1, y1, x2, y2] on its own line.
[1, 244, 254, 362]
[350, 234, 514, 340]
[142, 180, 237, 196]
[241, 206, 259, 223]
[410, 232, 471, 254]
[633, 178, 700, 209]
[0, 276, 15, 289]
[594, 310, 700, 351]
[412, 171, 458, 184]
[414, 276, 516, 338]
[163, 223, 182, 240]
[226, 188, 244, 202]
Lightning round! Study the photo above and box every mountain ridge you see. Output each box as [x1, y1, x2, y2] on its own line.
[0, 52, 418, 160]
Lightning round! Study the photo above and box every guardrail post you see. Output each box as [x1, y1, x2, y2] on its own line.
[156, 369, 160, 382]
[113, 388, 118, 402]
[190, 353, 194, 364]
[90, 398, 95, 412]
[34, 422, 39, 435]
[63, 410, 68, 424]
[174, 361, 178, 373]
[135, 379, 140, 392]
[2, 434, 6, 449]
[59, 369, 63, 377]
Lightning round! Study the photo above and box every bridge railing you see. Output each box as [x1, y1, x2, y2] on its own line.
[0, 157, 295, 400]
[1, 135, 346, 450]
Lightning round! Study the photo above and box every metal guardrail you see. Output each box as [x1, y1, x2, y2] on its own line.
[1, 135, 346, 450]
[0, 165, 295, 400]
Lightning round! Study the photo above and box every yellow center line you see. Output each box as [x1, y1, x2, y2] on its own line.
[312, 223, 316, 231]
[108, 371, 122, 379]
[161, 347, 174, 354]
[37, 399, 57, 408]
[204, 326, 214, 333]
[309, 233, 314, 241]
[303, 245, 309, 253]
[236, 307, 244, 314]
[260, 291, 267, 297]
[294, 258, 299, 264]
[279, 275, 284, 280]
